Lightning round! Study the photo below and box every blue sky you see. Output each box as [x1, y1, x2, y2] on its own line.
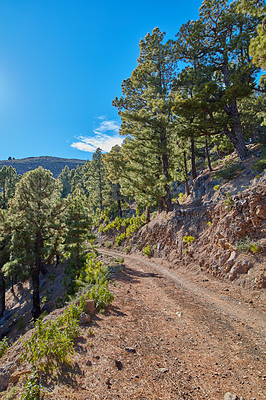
[0, 0, 203, 161]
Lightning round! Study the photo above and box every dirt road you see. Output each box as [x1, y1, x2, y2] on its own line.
[53, 249, 266, 400]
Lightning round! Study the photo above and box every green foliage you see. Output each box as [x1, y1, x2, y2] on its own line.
[105, 241, 112, 249]
[116, 232, 126, 246]
[178, 192, 186, 203]
[0, 336, 9, 358]
[213, 185, 220, 191]
[64, 189, 93, 271]
[82, 254, 109, 285]
[21, 372, 43, 400]
[207, 221, 212, 226]
[87, 281, 114, 311]
[22, 304, 81, 373]
[224, 192, 234, 211]
[214, 163, 245, 181]
[142, 245, 152, 257]
[115, 257, 124, 264]
[236, 237, 260, 253]
[183, 236, 195, 244]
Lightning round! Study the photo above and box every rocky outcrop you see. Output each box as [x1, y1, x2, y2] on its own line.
[131, 182, 266, 288]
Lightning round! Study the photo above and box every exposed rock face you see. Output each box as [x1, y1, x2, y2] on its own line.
[132, 183, 266, 288]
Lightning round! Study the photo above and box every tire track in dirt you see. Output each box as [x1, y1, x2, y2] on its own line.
[100, 248, 265, 336]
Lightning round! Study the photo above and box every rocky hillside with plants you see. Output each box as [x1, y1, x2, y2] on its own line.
[98, 151, 266, 290]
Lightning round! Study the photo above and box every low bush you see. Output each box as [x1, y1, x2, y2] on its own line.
[142, 245, 152, 257]
[224, 192, 234, 211]
[236, 237, 260, 253]
[22, 304, 82, 373]
[116, 232, 126, 246]
[183, 236, 195, 244]
[87, 282, 114, 311]
[0, 337, 9, 358]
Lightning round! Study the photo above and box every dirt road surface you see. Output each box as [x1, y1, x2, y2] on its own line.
[51, 249, 265, 400]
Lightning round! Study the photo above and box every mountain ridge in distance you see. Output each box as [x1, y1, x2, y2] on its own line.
[0, 156, 87, 178]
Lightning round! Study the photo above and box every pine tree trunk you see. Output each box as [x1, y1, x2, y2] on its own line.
[183, 151, 190, 196]
[32, 233, 41, 320]
[0, 271, 5, 318]
[224, 122, 248, 160]
[160, 128, 173, 212]
[205, 138, 212, 172]
[76, 243, 81, 271]
[31, 265, 40, 320]
[117, 199, 122, 218]
[191, 136, 197, 179]
[222, 62, 248, 160]
[158, 198, 165, 213]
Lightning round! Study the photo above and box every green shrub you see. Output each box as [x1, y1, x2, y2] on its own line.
[0, 337, 9, 358]
[224, 192, 234, 211]
[87, 282, 114, 311]
[21, 372, 43, 400]
[22, 304, 81, 373]
[115, 257, 124, 264]
[183, 236, 195, 244]
[83, 260, 108, 285]
[142, 245, 152, 257]
[214, 163, 244, 181]
[236, 237, 260, 253]
[213, 185, 220, 191]
[105, 241, 112, 249]
[116, 232, 126, 246]
[178, 192, 186, 203]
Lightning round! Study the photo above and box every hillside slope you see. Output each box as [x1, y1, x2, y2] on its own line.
[99, 155, 266, 290]
[0, 156, 87, 177]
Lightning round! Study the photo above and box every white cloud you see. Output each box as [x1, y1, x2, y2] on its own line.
[93, 120, 120, 135]
[71, 119, 122, 153]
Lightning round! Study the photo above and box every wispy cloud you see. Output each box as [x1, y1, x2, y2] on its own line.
[71, 119, 122, 153]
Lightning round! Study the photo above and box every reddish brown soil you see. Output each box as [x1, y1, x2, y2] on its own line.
[32, 249, 265, 400]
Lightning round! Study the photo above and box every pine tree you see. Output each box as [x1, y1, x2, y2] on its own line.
[85, 148, 111, 213]
[8, 167, 66, 320]
[236, 0, 266, 70]
[0, 166, 19, 209]
[174, 0, 262, 160]
[113, 28, 177, 212]
[64, 189, 92, 272]
[58, 165, 72, 198]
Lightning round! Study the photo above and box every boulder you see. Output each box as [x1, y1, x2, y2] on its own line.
[224, 251, 238, 272]
[84, 299, 95, 315]
[228, 261, 252, 280]
[79, 312, 91, 325]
